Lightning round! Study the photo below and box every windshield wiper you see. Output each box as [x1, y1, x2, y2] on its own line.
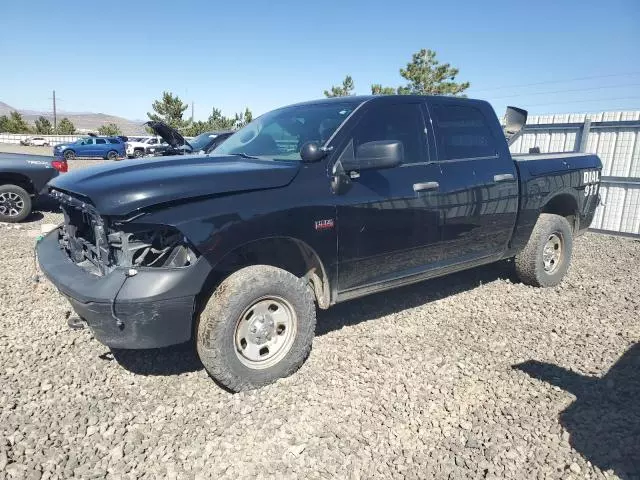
[228, 152, 259, 159]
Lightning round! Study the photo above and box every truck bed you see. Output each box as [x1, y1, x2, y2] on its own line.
[512, 152, 596, 162]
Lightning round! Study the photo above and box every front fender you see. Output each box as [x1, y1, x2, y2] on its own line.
[127, 188, 339, 295]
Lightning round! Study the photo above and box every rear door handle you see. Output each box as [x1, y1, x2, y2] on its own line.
[493, 173, 515, 183]
[413, 181, 439, 192]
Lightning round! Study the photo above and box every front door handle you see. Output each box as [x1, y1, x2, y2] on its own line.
[493, 173, 515, 183]
[413, 181, 439, 192]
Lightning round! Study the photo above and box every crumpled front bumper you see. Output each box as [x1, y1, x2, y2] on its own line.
[36, 230, 211, 349]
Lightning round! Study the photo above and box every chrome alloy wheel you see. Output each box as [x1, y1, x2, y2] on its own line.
[0, 192, 25, 218]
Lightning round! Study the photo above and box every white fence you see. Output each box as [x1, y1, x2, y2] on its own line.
[0, 133, 84, 145]
[509, 110, 640, 237]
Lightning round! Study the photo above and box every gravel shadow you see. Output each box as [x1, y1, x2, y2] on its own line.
[20, 211, 44, 223]
[109, 342, 203, 376]
[317, 259, 518, 336]
[515, 343, 640, 479]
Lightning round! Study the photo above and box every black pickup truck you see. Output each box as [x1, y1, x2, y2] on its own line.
[0, 153, 67, 222]
[37, 95, 602, 391]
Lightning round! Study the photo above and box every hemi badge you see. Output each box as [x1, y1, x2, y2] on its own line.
[315, 219, 335, 231]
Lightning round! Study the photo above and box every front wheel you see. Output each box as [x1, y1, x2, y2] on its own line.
[196, 265, 316, 392]
[133, 149, 144, 158]
[0, 184, 32, 223]
[515, 213, 573, 287]
[63, 150, 76, 160]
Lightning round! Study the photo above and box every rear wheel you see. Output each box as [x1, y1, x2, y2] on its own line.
[196, 265, 316, 392]
[63, 150, 76, 161]
[0, 184, 32, 223]
[515, 213, 573, 287]
[106, 150, 119, 161]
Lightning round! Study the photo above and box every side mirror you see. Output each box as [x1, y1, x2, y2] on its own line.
[342, 140, 403, 171]
[504, 106, 528, 145]
[300, 142, 327, 163]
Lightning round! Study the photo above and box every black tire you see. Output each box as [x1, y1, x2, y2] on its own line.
[196, 265, 316, 392]
[0, 184, 32, 223]
[515, 213, 573, 287]
[106, 150, 119, 161]
[133, 149, 144, 158]
[63, 150, 76, 161]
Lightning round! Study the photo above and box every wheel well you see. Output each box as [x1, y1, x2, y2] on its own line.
[541, 194, 579, 231]
[0, 174, 35, 195]
[200, 237, 331, 310]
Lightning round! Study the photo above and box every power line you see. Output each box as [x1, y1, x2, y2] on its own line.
[472, 72, 640, 93]
[491, 83, 640, 100]
[523, 96, 640, 107]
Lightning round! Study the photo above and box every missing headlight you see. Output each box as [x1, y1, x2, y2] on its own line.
[108, 225, 199, 268]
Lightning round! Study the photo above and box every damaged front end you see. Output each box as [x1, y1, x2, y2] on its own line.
[39, 189, 211, 349]
[50, 188, 198, 276]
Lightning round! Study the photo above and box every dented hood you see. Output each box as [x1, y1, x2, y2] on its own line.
[50, 154, 300, 215]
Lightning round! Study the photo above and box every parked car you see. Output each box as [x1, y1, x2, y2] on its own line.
[125, 137, 165, 158]
[20, 137, 51, 147]
[32, 137, 51, 146]
[38, 95, 602, 391]
[145, 121, 234, 156]
[0, 153, 67, 222]
[53, 136, 126, 160]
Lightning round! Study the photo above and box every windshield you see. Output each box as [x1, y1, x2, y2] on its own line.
[214, 101, 361, 161]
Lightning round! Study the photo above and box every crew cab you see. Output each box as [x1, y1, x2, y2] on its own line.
[0, 153, 67, 222]
[37, 96, 602, 391]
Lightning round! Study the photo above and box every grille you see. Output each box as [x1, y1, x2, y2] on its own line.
[50, 189, 111, 275]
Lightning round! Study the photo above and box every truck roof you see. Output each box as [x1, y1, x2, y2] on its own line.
[284, 95, 492, 109]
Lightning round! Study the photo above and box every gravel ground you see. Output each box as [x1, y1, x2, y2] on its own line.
[0, 159, 639, 480]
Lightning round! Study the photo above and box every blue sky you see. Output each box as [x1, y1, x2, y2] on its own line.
[1, 0, 639, 121]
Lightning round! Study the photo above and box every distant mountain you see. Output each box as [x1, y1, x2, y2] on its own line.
[0, 101, 147, 135]
[0, 102, 17, 115]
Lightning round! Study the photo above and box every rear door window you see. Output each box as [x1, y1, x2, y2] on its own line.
[96, 138, 107, 144]
[430, 103, 497, 160]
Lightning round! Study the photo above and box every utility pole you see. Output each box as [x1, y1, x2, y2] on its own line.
[52, 90, 57, 132]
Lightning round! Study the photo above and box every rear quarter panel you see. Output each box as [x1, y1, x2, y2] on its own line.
[507, 154, 602, 255]
[0, 155, 59, 194]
